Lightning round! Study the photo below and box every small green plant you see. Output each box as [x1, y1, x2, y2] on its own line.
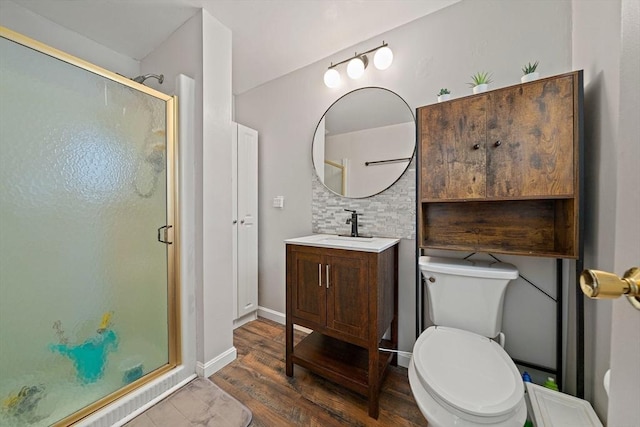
[437, 88, 450, 96]
[468, 71, 492, 87]
[522, 61, 539, 75]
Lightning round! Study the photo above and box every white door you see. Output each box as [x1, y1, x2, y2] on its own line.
[232, 123, 258, 319]
[608, 0, 639, 424]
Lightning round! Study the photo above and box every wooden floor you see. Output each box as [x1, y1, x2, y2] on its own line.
[209, 318, 427, 427]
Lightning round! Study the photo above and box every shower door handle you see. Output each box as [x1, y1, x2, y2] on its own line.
[157, 225, 173, 244]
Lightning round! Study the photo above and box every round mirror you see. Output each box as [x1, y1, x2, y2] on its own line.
[312, 87, 415, 198]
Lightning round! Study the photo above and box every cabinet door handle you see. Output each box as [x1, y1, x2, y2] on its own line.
[318, 264, 322, 287]
[494, 140, 502, 147]
[473, 143, 480, 150]
[326, 265, 330, 288]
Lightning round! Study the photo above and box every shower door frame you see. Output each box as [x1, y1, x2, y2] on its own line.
[0, 26, 180, 427]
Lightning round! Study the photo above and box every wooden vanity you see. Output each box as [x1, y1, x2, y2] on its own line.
[285, 234, 399, 419]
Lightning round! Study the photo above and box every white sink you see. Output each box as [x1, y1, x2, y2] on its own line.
[322, 236, 374, 242]
[285, 234, 400, 253]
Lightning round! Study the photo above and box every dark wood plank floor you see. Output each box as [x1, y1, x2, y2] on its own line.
[209, 317, 428, 427]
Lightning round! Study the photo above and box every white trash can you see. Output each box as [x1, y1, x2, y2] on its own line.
[525, 382, 603, 426]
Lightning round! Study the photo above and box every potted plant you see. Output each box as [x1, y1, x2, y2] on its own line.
[521, 61, 539, 83]
[437, 88, 451, 102]
[468, 71, 492, 94]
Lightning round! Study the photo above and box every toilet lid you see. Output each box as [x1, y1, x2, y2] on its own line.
[413, 326, 524, 418]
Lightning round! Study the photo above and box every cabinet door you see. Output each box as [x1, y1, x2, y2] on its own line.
[236, 124, 259, 318]
[420, 96, 488, 201]
[486, 76, 575, 198]
[290, 250, 326, 326]
[325, 253, 369, 340]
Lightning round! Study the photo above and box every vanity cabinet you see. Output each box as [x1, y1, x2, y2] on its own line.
[418, 71, 583, 258]
[285, 238, 399, 419]
[290, 250, 369, 341]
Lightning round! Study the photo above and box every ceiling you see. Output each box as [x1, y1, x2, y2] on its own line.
[9, 0, 459, 94]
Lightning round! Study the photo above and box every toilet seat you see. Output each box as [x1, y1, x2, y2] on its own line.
[412, 326, 524, 424]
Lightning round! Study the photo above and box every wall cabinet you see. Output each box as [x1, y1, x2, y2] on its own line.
[285, 240, 399, 419]
[418, 71, 583, 258]
[232, 123, 258, 321]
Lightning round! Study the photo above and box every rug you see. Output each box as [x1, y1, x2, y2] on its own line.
[124, 378, 252, 427]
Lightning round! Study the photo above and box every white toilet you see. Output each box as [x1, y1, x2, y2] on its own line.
[409, 256, 527, 427]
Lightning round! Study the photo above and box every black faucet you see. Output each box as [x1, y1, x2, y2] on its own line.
[344, 209, 360, 237]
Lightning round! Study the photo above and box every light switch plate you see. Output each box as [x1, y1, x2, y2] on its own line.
[273, 196, 284, 208]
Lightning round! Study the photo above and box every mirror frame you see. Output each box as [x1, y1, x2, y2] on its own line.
[312, 86, 416, 199]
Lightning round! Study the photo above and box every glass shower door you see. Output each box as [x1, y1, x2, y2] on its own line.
[0, 29, 177, 427]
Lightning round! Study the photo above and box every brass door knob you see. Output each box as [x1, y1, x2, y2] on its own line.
[580, 267, 640, 310]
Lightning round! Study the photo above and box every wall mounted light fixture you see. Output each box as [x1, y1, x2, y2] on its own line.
[323, 42, 393, 88]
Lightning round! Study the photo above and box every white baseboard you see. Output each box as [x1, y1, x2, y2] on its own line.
[257, 306, 285, 324]
[398, 353, 411, 369]
[233, 311, 258, 329]
[257, 306, 312, 333]
[196, 346, 237, 378]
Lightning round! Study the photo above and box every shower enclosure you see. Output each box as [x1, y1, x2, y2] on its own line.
[0, 28, 178, 426]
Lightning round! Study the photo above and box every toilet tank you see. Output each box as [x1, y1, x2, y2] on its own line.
[419, 256, 518, 338]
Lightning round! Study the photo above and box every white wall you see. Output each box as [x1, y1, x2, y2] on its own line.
[175, 74, 197, 378]
[235, 0, 572, 374]
[200, 9, 234, 370]
[141, 9, 235, 375]
[140, 12, 201, 95]
[0, 0, 139, 77]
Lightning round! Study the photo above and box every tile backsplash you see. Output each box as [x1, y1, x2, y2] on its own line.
[311, 160, 416, 239]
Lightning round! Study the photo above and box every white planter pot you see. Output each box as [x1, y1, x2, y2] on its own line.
[437, 94, 451, 102]
[521, 72, 539, 83]
[473, 83, 488, 94]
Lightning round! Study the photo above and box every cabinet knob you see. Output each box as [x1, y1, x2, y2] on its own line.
[473, 144, 480, 150]
[494, 140, 502, 147]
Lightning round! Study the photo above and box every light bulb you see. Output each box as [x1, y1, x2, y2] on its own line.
[323, 68, 340, 88]
[374, 46, 393, 70]
[347, 56, 366, 79]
